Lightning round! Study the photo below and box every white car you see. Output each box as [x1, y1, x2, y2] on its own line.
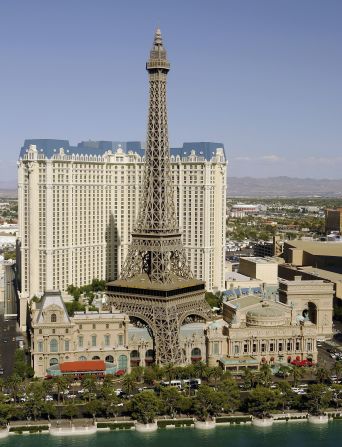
[45, 395, 53, 401]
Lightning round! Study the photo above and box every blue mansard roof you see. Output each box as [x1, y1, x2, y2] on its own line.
[19, 139, 226, 161]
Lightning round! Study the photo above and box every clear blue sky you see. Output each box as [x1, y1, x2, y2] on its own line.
[0, 0, 341, 183]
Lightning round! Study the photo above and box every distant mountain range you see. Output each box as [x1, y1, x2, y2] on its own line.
[1, 177, 342, 199]
[228, 176, 342, 198]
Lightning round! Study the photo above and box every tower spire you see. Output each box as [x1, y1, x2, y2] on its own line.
[120, 29, 191, 283]
[107, 30, 211, 366]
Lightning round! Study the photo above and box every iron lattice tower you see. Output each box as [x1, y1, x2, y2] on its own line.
[107, 29, 211, 365]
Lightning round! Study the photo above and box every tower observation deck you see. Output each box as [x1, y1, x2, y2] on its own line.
[107, 29, 211, 365]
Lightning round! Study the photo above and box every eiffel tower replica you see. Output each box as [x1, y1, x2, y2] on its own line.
[107, 29, 211, 365]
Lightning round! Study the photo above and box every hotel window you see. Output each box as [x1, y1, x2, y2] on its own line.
[50, 339, 58, 353]
[243, 344, 248, 353]
[117, 334, 124, 346]
[234, 345, 239, 355]
[279, 343, 283, 352]
[78, 336, 84, 348]
[65, 340, 70, 351]
[307, 341, 312, 351]
[104, 335, 110, 347]
[38, 341, 43, 352]
[261, 343, 266, 352]
[92, 335, 97, 347]
[213, 342, 220, 355]
[270, 343, 274, 352]
[296, 341, 300, 351]
[287, 342, 292, 351]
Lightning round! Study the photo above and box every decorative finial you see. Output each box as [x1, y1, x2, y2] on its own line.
[154, 27, 163, 46]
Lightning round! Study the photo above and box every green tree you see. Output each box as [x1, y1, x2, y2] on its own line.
[315, 366, 330, 384]
[131, 366, 144, 382]
[102, 393, 120, 419]
[130, 391, 160, 424]
[0, 403, 10, 427]
[242, 368, 256, 390]
[12, 350, 34, 379]
[306, 384, 332, 415]
[63, 403, 78, 422]
[291, 366, 304, 387]
[83, 400, 102, 421]
[81, 376, 98, 401]
[218, 378, 240, 413]
[277, 381, 300, 411]
[163, 363, 176, 384]
[5, 374, 22, 403]
[160, 387, 182, 418]
[193, 385, 225, 421]
[333, 361, 342, 381]
[207, 366, 223, 385]
[258, 364, 273, 387]
[52, 376, 69, 405]
[193, 362, 208, 381]
[143, 367, 157, 385]
[122, 374, 137, 396]
[247, 386, 280, 418]
[42, 401, 57, 420]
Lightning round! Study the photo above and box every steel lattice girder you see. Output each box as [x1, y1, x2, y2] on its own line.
[107, 289, 212, 364]
[107, 29, 212, 365]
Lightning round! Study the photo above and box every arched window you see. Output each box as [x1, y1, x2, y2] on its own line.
[79, 355, 87, 361]
[145, 349, 155, 366]
[191, 347, 201, 357]
[50, 339, 58, 352]
[105, 355, 114, 363]
[308, 302, 317, 324]
[191, 348, 202, 363]
[130, 350, 140, 367]
[92, 356, 100, 360]
[130, 350, 140, 359]
[118, 355, 128, 370]
[49, 358, 58, 366]
[51, 313, 57, 323]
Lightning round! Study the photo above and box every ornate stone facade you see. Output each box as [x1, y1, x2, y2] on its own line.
[278, 277, 334, 339]
[31, 291, 130, 378]
[205, 284, 334, 372]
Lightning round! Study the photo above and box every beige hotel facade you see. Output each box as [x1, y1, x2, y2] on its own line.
[17, 140, 226, 327]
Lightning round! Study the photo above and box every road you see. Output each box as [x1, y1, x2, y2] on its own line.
[0, 303, 19, 377]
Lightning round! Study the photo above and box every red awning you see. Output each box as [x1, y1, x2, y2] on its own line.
[60, 360, 105, 373]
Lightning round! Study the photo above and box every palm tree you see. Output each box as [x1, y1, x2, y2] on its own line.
[315, 365, 330, 384]
[207, 366, 223, 386]
[53, 376, 69, 405]
[122, 373, 136, 395]
[291, 366, 304, 387]
[5, 374, 22, 403]
[258, 364, 273, 387]
[162, 363, 176, 384]
[81, 376, 98, 401]
[332, 361, 342, 381]
[193, 361, 208, 381]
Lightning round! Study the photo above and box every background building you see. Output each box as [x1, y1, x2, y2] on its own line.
[17, 140, 227, 326]
[0, 258, 17, 316]
[325, 208, 342, 234]
[239, 256, 278, 285]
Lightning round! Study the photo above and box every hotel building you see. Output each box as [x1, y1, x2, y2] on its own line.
[17, 140, 227, 326]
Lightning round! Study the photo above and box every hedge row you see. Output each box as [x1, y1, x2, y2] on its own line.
[97, 422, 134, 430]
[157, 419, 193, 428]
[9, 425, 49, 433]
[216, 416, 252, 424]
